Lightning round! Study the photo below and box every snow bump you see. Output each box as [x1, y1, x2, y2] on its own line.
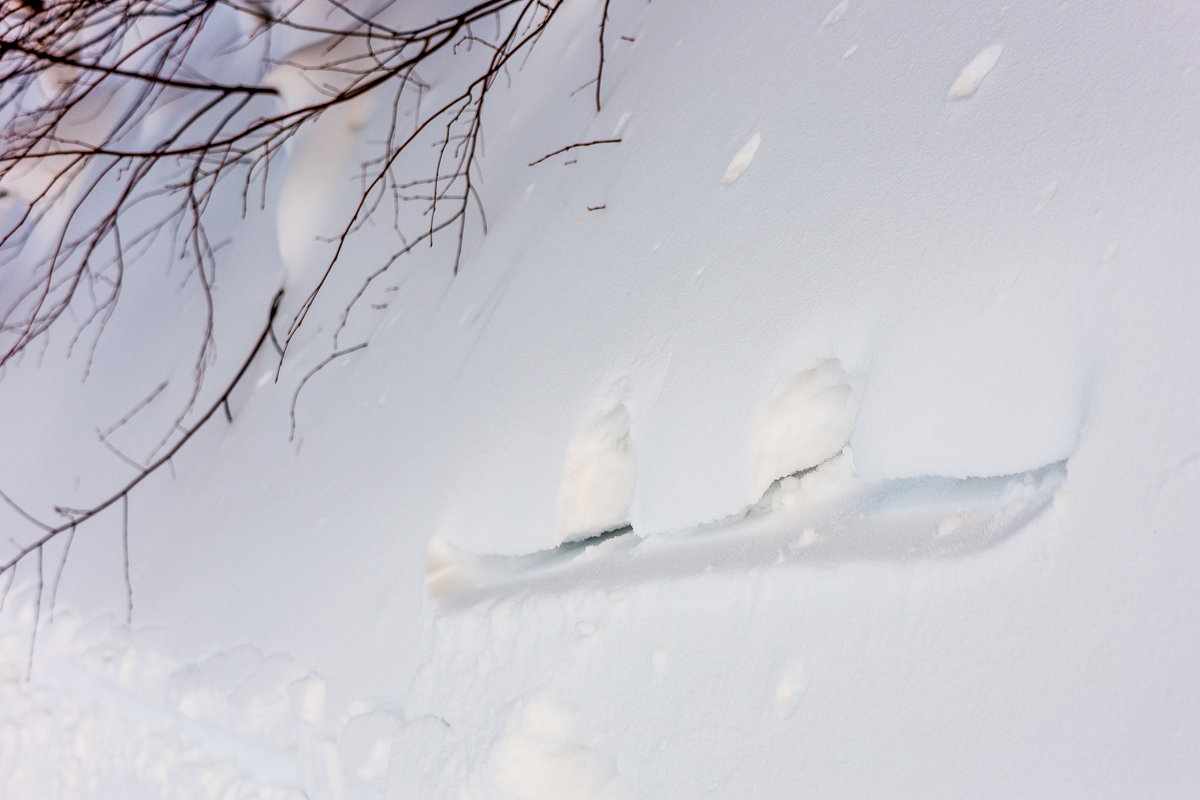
[471, 695, 633, 800]
[721, 132, 761, 185]
[752, 360, 862, 499]
[556, 404, 636, 544]
[947, 44, 1003, 100]
[820, 1, 848, 29]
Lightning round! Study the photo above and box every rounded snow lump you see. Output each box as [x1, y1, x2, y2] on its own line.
[752, 360, 862, 497]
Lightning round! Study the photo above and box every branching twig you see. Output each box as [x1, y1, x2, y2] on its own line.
[0, 290, 284, 579]
[289, 341, 368, 441]
[1, 0, 629, 667]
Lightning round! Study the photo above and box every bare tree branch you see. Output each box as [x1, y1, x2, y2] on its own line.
[289, 341, 367, 442]
[0, 290, 284, 578]
[0, 0, 627, 662]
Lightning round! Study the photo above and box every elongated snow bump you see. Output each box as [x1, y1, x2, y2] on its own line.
[722, 133, 762, 185]
[948, 44, 1003, 100]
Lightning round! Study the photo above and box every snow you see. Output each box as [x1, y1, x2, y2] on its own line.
[4, 0, 1200, 796]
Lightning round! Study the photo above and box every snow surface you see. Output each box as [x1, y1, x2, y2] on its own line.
[4, 0, 1200, 796]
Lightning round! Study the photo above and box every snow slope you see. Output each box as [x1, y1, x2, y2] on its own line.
[4, 0, 1200, 796]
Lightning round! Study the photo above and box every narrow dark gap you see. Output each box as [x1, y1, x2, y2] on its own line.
[554, 524, 634, 554]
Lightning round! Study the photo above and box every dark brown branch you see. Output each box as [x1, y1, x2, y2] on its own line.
[596, 0, 612, 113]
[528, 137, 621, 167]
[1, 0, 622, 632]
[281, 0, 562, 357]
[0, 38, 279, 96]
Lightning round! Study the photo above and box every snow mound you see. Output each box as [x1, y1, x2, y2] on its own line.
[820, 1, 849, 29]
[466, 695, 633, 800]
[721, 132, 761, 185]
[267, 39, 376, 284]
[556, 404, 636, 544]
[752, 360, 862, 498]
[948, 44, 1003, 100]
[758, 447, 858, 513]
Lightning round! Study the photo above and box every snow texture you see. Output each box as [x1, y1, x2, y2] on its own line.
[5, 0, 1200, 796]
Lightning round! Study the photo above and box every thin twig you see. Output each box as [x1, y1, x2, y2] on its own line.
[97, 433, 147, 473]
[528, 137, 621, 167]
[28, 546, 42, 681]
[0, 290, 284, 578]
[0, 487, 52, 532]
[0, 566, 13, 615]
[289, 342, 368, 441]
[122, 494, 131, 625]
[596, 0, 612, 112]
[48, 524, 75, 623]
[100, 381, 169, 439]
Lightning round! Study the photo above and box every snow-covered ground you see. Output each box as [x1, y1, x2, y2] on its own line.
[3, 0, 1200, 796]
